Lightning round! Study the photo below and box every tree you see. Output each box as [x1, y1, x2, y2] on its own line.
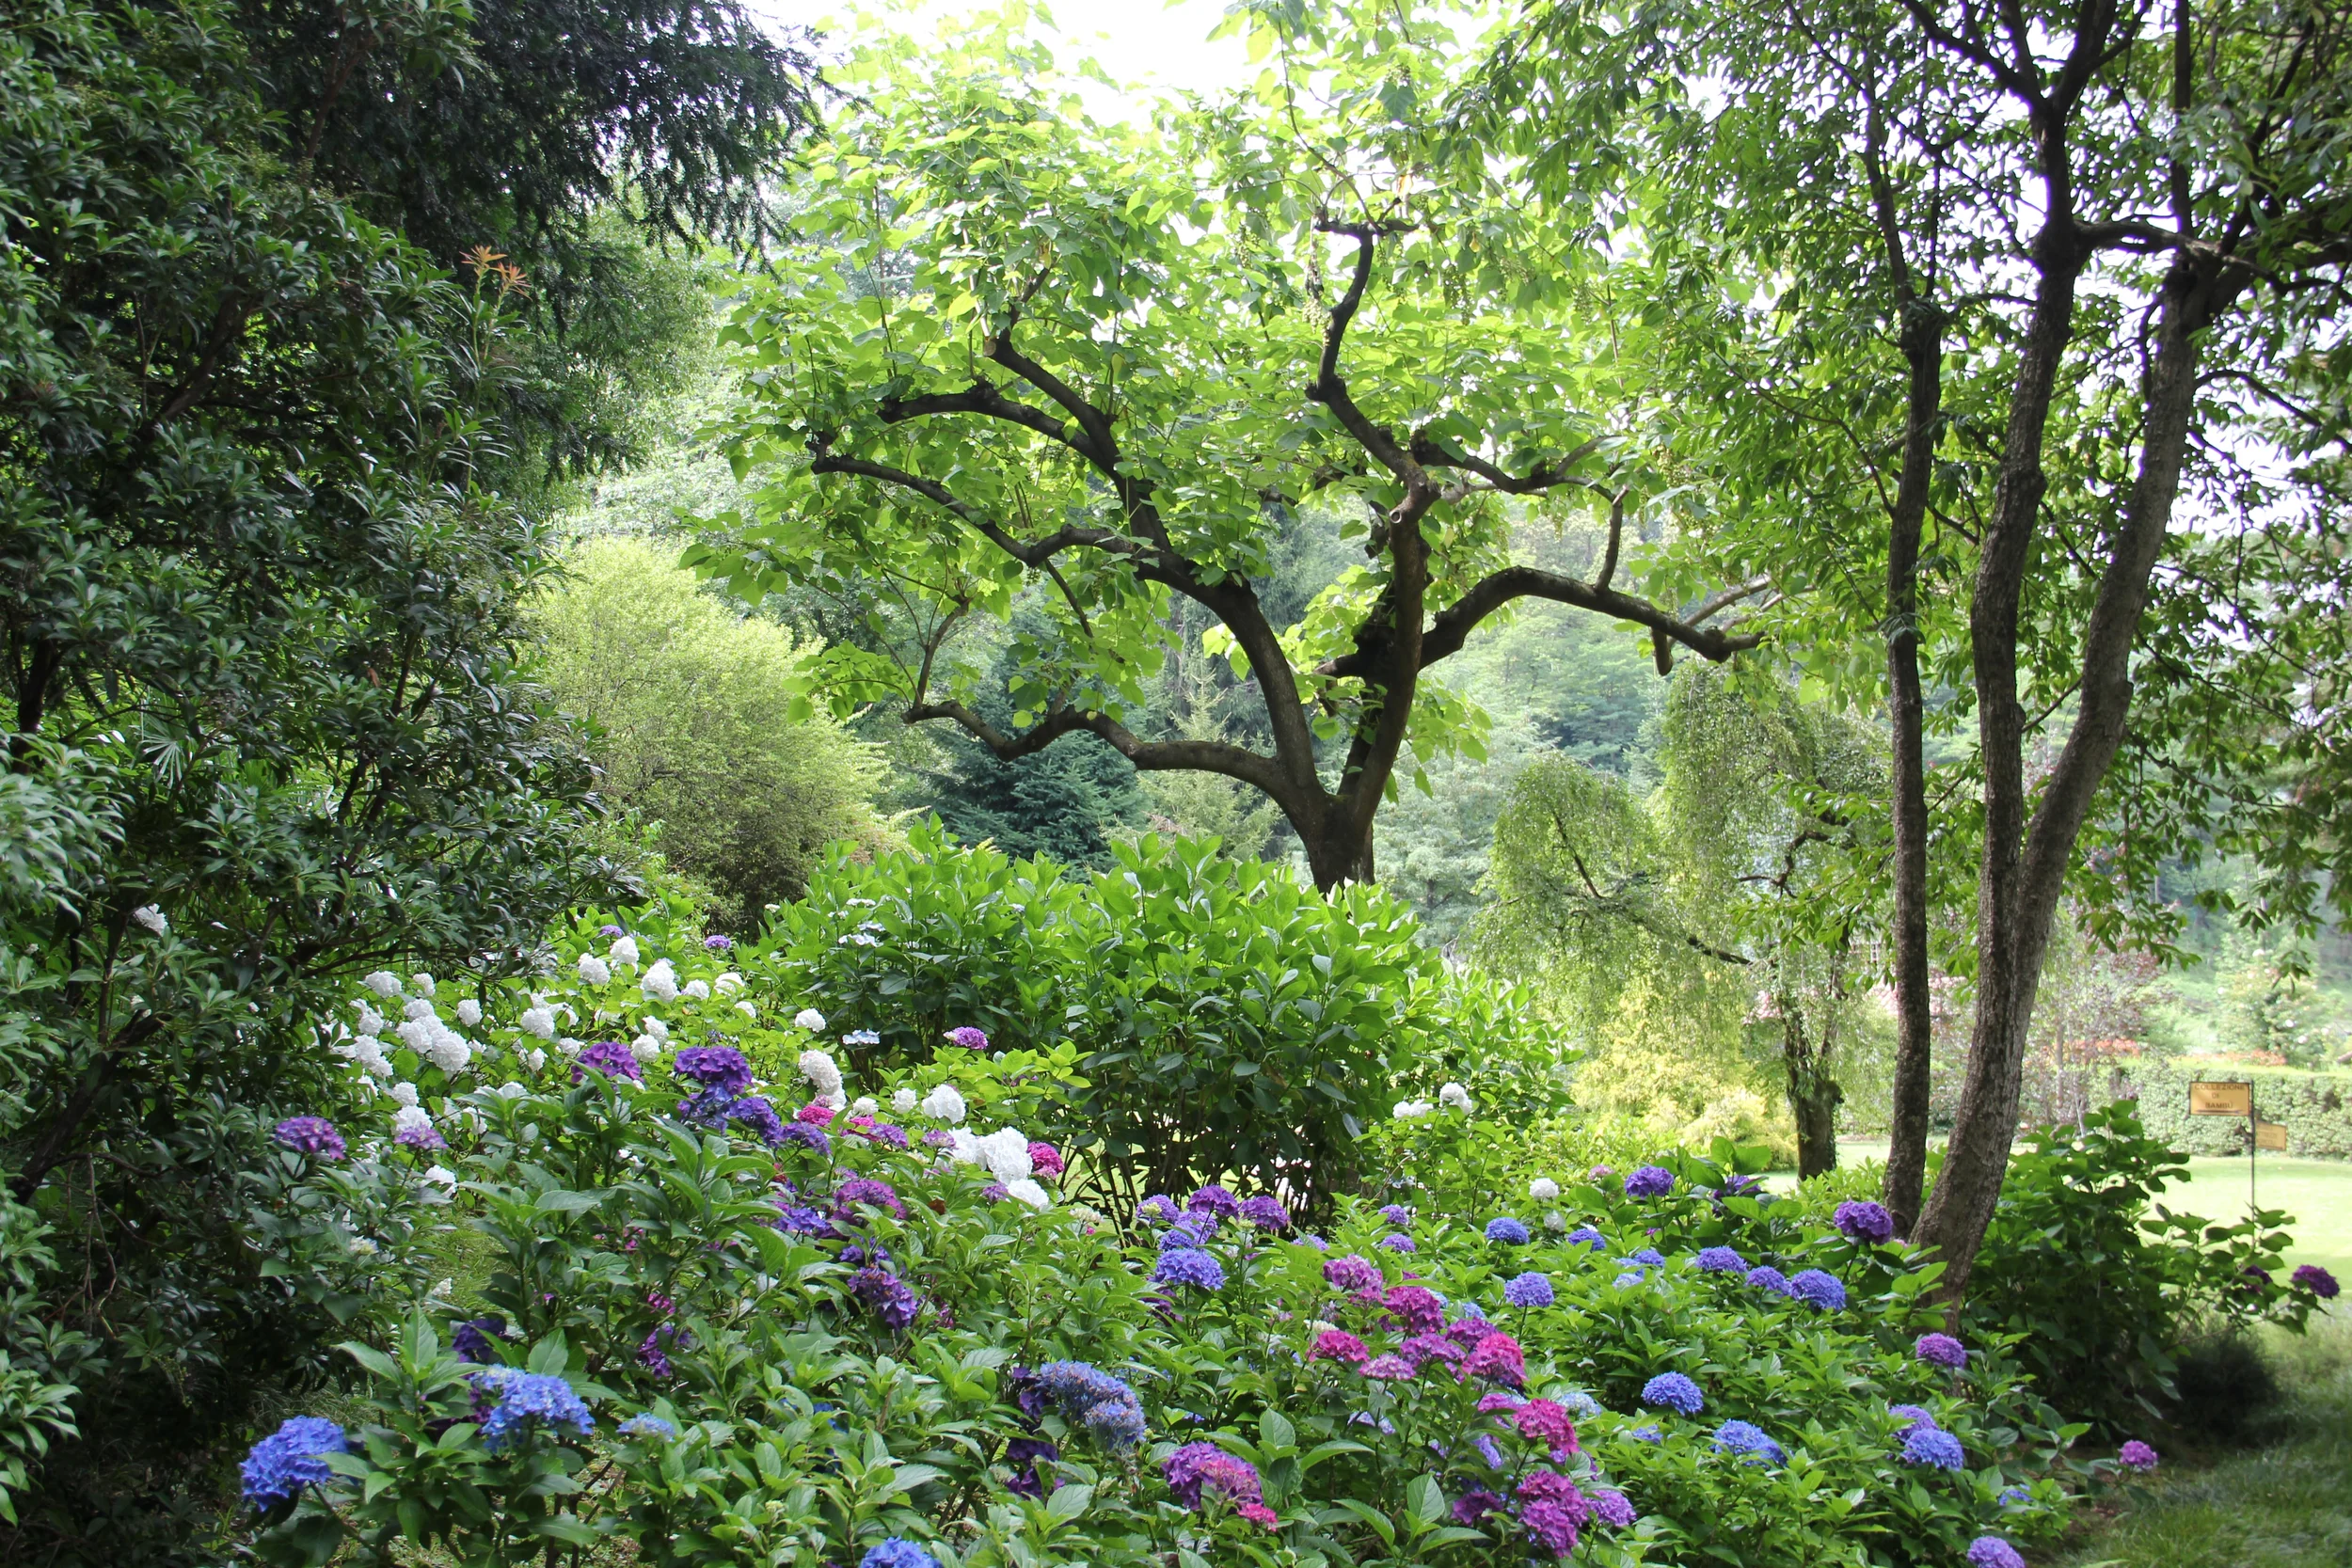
[533, 536, 886, 927]
[1491, 0, 2352, 1297]
[0, 0, 619, 1547]
[691, 3, 1765, 892]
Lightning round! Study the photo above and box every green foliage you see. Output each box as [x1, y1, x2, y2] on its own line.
[1960, 1104, 2317, 1436]
[534, 535, 886, 927]
[2108, 1062, 2352, 1160]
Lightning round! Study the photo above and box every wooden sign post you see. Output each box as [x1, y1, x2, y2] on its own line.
[2189, 1079, 2260, 1212]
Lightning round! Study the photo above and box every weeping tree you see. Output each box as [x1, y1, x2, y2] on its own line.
[691, 2, 1764, 890]
[1475, 665, 1886, 1177]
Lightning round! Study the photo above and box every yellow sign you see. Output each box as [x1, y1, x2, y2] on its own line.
[2256, 1120, 2289, 1151]
[2189, 1080, 2253, 1117]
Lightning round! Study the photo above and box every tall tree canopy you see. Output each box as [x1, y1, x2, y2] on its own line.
[1486, 0, 2352, 1294]
[692, 1, 1765, 890]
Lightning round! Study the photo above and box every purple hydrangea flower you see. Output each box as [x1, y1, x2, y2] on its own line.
[1452, 1487, 1506, 1524]
[396, 1121, 447, 1151]
[1503, 1272, 1554, 1307]
[1136, 1195, 1182, 1224]
[1162, 1441, 1263, 1511]
[471, 1367, 595, 1451]
[2293, 1263, 2341, 1299]
[453, 1316, 507, 1363]
[1240, 1195, 1291, 1230]
[1379, 1233, 1417, 1253]
[1384, 1284, 1446, 1333]
[1588, 1488, 1635, 1528]
[835, 1178, 906, 1220]
[776, 1120, 831, 1155]
[922, 1128, 956, 1148]
[860, 1542, 938, 1568]
[1746, 1265, 1795, 1296]
[1361, 1354, 1416, 1380]
[1623, 1165, 1676, 1198]
[1915, 1332, 1968, 1369]
[1522, 1497, 1582, 1556]
[1485, 1217, 1531, 1244]
[674, 1046, 754, 1093]
[1713, 1419, 1786, 1464]
[1564, 1227, 1607, 1250]
[272, 1117, 346, 1159]
[1694, 1245, 1745, 1274]
[1899, 1425, 1965, 1469]
[1152, 1247, 1226, 1291]
[239, 1417, 348, 1507]
[2119, 1439, 2159, 1472]
[1966, 1540, 2026, 1568]
[1641, 1372, 1704, 1415]
[1833, 1199, 1895, 1243]
[1034, 1361, 1147, 1449]
[704, 934, 733, 951]
[1002, 1434, 1058, 1497]
[1379, 1203, 1414, 1225]
[728, 1096, 789, 1146]
[574, 1040, 643, 1082]
[849, 1266, 922, 1329]
[1188, 1184, 1241, 1219]
[1628, 1423, 1662, 1443]
[864, 1122, 911, 1148]
[1888, 1402, 1937, 1429]
[1324, 1254, 1382, 1292]
[1789, 1269, 1847, 1310]
[945, 1025, 989, 1051]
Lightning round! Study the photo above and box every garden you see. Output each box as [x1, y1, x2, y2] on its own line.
[4, 0, 2351, 1566]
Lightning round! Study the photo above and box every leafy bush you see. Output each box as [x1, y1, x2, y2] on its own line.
[2109, 1060, 2352, 1158]
[534, 535, 887, 927]
[1958, 1104, 2316, 1433]
[215, 925, 2190, 1568]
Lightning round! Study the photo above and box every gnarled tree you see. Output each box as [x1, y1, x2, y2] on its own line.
[692, 3, 1765, 889]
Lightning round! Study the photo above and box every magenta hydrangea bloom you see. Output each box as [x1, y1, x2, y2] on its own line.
[1521, 1497, 1582, 1556]
[1383, 1284, 1446, 1334]
[1027, 1141, 1065, 1177]
[2119, 1439, 2159, 1472]
[272, 1117, 345, 1159]
[1463, 1332, 1525, 1386]
[1452, 1488, 1505, 1525]
[574, 1040, 642, 1082]
[2293, 1263, 2340, 1299]
[1514, 1398, 1579, 1456]
[1915, 1332, 1969, 1369]
[1309, 1329, 1369, 1365]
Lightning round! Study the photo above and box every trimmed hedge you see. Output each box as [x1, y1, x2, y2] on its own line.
[2108, 1061, 2352, 1158]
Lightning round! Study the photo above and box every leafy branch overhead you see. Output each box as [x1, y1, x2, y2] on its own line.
[691, 2, 1767, 888]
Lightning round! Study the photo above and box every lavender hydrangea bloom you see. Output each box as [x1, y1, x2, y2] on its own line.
[1379, 1233, 1417, 1253]
[703, 934, 733, 951]
[1694, 1245, 1745, 1274]
[1240, 1195, 1291, 1230]
[1136, 1195, 1182, 1225]
[1640, 1372, 1704, 1416]
[1521, 1497, 1582, 1556]
[1325, 1254, 1382, 1291]
[1162, 1441, 1263, 1509]
[945, 1025, 989, 1051]
[1712, 1419, 1786, 1464]
[2293, 1263, 2341, 1299]
[1158, 1223, 1209, 1251]
[1629, 1247, 1664, 1265]
[1623, 1165, 1676, 1197]
[1034, 1361, 1147, 1449]
[860, 1542, 939, 1568]
[1900, 1426, 1966, 1470]
[673, 1046, 754, 1094]
[396, 1121, 447, 1151]
[1789, 1269, 1847, 1310]
[1361, 1354, 1416, 1380]
[2119, 1439, 2159, 1471]
[1628, 1424, 1662, 1443]
[1833, 1199, 1895, 1243]
[1915, 1332, 1968, 1369]
[1452, 1487, 1506, 1525]
[272, 1117, 346, 1159]
[1746, 1265, 1795, 1296]
[1152, 1248, 1226, 1291]
[618, 1414, 676, 1439]
[1588, 1489, 1635, 1528]
[1187, 1184, 1242, 1219]
[1888, 1402, 1937, 1429]
[240, 1417, 348, 1506]
[835, 1178, 906, 1219]
[1503, 1272, 1554, 1307]
[849, 1266, 922, 1329]
[1998, 1484, 2031, 1508]
[776, 1121, 831, 1155]
[1564, 1227, 1607, 1251]
[472, 1368, 595, 1451]
[1379, 1202, 1414, 1225]
[574, 1040, 643, 1083]
[1485, 1217, 1531, 1244]
[1966, 1540, 2026, 1568]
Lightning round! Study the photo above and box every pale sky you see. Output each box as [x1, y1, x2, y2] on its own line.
[746, 0, 1259, 111]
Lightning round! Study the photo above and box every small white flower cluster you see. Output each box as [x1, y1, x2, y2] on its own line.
[456, 999, 483, 1027]
[1391, 1100, 1434, 1119]
[843, 1029, 881, 1047]
[518, 1006, 557, 1040]
[642, 958, 678, 1003]
[1438, 1082, 1472, 1113]
[392, 995, 474, 1073]
[919, 1084, 966, 1124]
[793, 1007, 827, 1033]
[682, 978, 709, 1000]
[365, 971, 405, 998]
[892, 1087, 919, 1114]
[851, 1096, 878, 1116]
[945, 1126, 1050, 1209]
[631, 1016, 669, 1062]
[798, 1049, 847, 1110]
[132, 904, 168, 936]
[334, 1001, 396, 1077]
[608, 935, 640, 968]
[1543, 1210, 1568, 1233]
[577, 954, 612, 986]
[1529, 1177, 1561, 1203]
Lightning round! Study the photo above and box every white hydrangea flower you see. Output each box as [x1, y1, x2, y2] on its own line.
[420, 1165, 457, 1201]
[1439, 1082, 1473, 1113]
[793, 1007, 827, 1033]
[976, 1128, 1033, 1182]
[843, 1028, 881, 1047]
[455, 999, 483, 1027]
[365, 971, 404, 998]
[392, 1103, 433, 1134]
[558, 1037, 582, 1054]
[410, 973, 436, 997]
[1529, 1177, 1561, 1203]
[518, 1006, 556, 1040]
[852, 1097, 878, 1117]
[630, 1035, 662, 1062]
[402, 998, 436, 1022]
[1392, 1100, 1435, 1119]
[354, 1003, 385, 1037]
[1544, 1210, 1568, 1233]
[641, 959, 679, 1003]
[608, 935, 639, 967]
[713, 972, 744, 995]
[946, 1128, 981, 1164]
[682, 979, 709, 1000]
[390, 1081, 420, 1107]
[892, 1087, 919, 1114]
[524, 1049, 548, 1072]
[348, 1236, 379, 1258]
[395, 1019, 433, 1053]
[642, 1016, 670, 1044]
[1004, 1178, 1052, 1210]
[577, 954, 611, 987]
[424, 1025, 471, 1073]
[736, 1001, 758, 1020]
[358, 1046, 393, 1080]
[798, 1048, 843, 1094]
[131, 904, 167, 936]
[920, 1084, 967, 1124]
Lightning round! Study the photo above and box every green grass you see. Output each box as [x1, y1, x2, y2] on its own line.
[2055, 1315, 2352, 1568]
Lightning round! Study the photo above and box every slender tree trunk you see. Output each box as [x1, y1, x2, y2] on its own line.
[1882, 299, 1944, 1236]
[1914, 245, 2243, 1303]
[1790, 1071, 1843, 1180]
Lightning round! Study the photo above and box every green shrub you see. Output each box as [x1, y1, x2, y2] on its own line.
[2108, 1060, 2352, 1158]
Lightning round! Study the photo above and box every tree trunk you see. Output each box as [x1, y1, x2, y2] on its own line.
[1790, 1070, 1843, 1181]
[1882, 299, 1943, 1237]
[1913, 244, 2244, 1304]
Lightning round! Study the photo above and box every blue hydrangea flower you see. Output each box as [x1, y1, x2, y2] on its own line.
[1629, 1247, 1664, 1265]
[1833, 1199, 1895, 1243]
[617, 1414, 676, 1440]
[1379, 1203, 1414, 1225]
[1694, 1245, 1745, 1274]
[1612, 1271, 1647, 1289]
[1152, 1247, 1225, 1291]
[240, 1417, 347, 1507]
[1789, 1269, 1847, 1310]
[1713, 1419, 1786, 1464]
[1900, 1425, 1966, 1470]
[1033, 1361, 1149, 1449]
[1473, 1432, 1506, 1469]
[472, 1367, 595, 1451]
[1379, 1232, 1417, 1253]
[1559, 1389, 1602, 1419]
[1746, 1265, 1795, 1296]
[1997, 1485, 2031, 1508]
[1640, 1372, 1704, 1416]
[1888, 1402, 1938, 1429]
[1502, 1272, 1554, 1307]
[860, 1541, 939, 1568]
[1628, 1423, 1663, 1443]
[1158, 1223, 1209, 1251]
[1484, 1217, 1531, 1244]
[1564, 1227, 1607, 1251]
